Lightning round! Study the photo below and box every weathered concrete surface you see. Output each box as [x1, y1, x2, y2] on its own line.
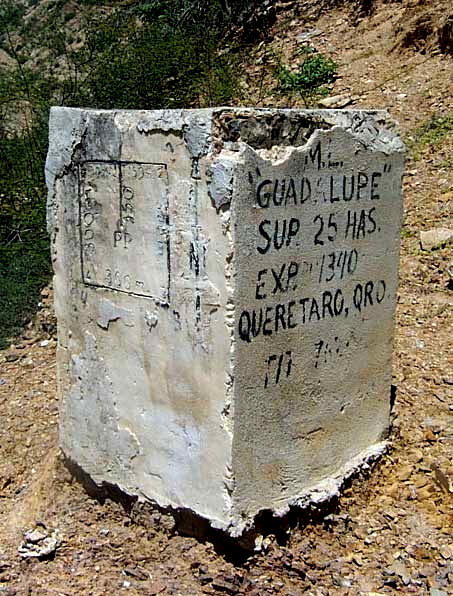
[46, 107, 405, 537]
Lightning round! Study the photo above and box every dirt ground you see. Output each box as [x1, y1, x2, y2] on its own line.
[0, 1, 451, 594]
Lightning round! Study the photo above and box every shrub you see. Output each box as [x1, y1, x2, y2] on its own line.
[0, 235, 51, 349]
[70, 3, 243, 110]
[276, 46, 337, 107]
[0, 122, 49, 347]
[0, 0, 54, 346]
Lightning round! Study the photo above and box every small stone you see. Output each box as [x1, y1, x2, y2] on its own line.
[424, 418, 445, 433]
[290, 561, 307, 578]
[297, 28, 322, 42]
[123, 567, 148, 581]
[439, 545, 453, 559]
[318, 94, 353, 108]
[420, 228, 453, 251]
[40, 339, 50, 347]
[24, 529, 47, 544]
[446, 262, 453, 281]
[5, 352, 19, 363]
[397, 464, 413, 481]
[148, 580, 166, 594]
[389, 560, 411, 585]
[18, 527, 61, 559]
[211, 577, 239, 593]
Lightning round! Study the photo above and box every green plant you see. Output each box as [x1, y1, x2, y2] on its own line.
[69, 2, 244, 110]
[0, 121, 50, 347]
[0, 2, 25, 38]
[0, 229, 51, 349]
[64, 11, 76, 23]
[401, 226, 415, 239]
[408, 113, 453, 159]
[0, 1, 56, 347]
[276, 46, 337, 107]
[0, 134, 50, 347]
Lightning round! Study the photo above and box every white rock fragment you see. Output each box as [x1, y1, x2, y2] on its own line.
[297, 29, 322, 43]
[318, 94, 353, 108]
[19, 526, 62, 559]
[420, 228, 453, 251]
[47, 107, 405, 538]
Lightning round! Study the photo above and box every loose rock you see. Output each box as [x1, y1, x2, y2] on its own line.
[18, 525, 62, 559]
[419, 228, 453, 250]
[318, 94, 353, 108]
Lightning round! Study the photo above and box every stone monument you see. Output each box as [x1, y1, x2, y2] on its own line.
[46, 107, 404, 537]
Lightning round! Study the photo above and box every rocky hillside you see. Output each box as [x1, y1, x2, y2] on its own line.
[0, 0, 452, 594]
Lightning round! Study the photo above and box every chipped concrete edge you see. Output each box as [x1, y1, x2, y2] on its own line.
[46, 106, 405, 221]
[60, 439, 389, 541]
[228, 440, 390, 539]
[206, 107, 404, 210]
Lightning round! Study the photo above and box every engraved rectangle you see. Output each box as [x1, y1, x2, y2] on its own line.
[79, 161, 169, 302]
